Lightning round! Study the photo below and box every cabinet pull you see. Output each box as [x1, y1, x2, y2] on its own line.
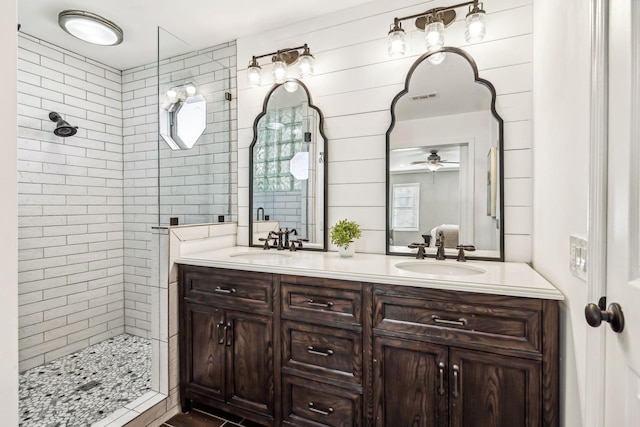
[217, 321, 224, 345]
[308, 402, 334, 416]
[307, 346, 334, 357]
[438, 362, 445, 396]
[432, 315, 467, 326]
[307, 299, 334, 309]
[452, 365, 460, 398]
[214, 286, 236, 294]
[225, 322, 232, 346]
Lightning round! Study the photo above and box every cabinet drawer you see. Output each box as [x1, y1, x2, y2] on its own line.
[282, 320, 362, 385]
[283, 375, 362, 427]
[374, 292, 541, 355]
[182, 265, 273, 311]
[281, 276, 362, 326]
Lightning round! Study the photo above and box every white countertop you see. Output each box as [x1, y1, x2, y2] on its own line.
[175, 247, 564, 300]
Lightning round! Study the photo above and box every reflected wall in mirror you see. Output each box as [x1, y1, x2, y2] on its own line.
[386, 47, 504, 260]
[249, 79, 327, 250]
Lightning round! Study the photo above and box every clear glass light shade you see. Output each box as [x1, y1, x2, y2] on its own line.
[425, 21, 445, 51]
[298, 54, 314, 79]
[185, 85, 196, 95]
[284, 81, 299, 93]
[388, 29, 406, 58]
[58, 11, 123, 46]
[166, 89, 177, 98]
[465, 11, 486, 43]
[428, 52, 447, 65]
[247, 65, 262, 88]
[273, 60, 287, 84]
[427, 163, 442, 172]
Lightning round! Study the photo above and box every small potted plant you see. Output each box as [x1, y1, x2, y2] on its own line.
[330, 219, 362, 257]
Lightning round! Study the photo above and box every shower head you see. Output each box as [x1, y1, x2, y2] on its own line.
[49, 112, 78, 137]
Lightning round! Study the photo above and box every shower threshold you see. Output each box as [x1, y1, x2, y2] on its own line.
[19, 334, 152, 427]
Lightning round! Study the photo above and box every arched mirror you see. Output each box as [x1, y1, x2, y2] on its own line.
[386, 47, 504, 260]
[249, 79, 327, 250]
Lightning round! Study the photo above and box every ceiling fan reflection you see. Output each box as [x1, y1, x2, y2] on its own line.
[411, 149, 459, 172]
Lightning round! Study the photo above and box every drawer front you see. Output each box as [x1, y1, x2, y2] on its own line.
[282, 321, 362, 385]
[373, 293, 541, 355]
[283, 375, 362, 427]
[281, 280, 362, 326]
[182, 265, 273, 311]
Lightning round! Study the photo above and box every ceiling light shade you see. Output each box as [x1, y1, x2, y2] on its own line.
[273, 56, 288, 84]
[465, 4, 486, 43]
[427, 163, 443, 172]
[247, 58, 262, 88]
[387, 22, 406, 58]
[58, 10, 123, 46]
[185, 85, 196, 95]
[298, 50, 314, 79]
[425, 18, 445, 51]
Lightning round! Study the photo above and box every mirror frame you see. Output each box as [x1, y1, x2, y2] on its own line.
[248, 79, 329, 251]
[385, 47, 505, 261]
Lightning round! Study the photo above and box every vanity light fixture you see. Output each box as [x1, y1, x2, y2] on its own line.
[247, 44, 315, 88]
[387, 0, 487, 60]
[58, 10, 124, 46]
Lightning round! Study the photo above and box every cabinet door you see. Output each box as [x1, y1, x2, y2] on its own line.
[187, 303, 226, 402]
[225, 309, 274, 417]
[373, 336, 448, 427]
[449, 348, 541, 427]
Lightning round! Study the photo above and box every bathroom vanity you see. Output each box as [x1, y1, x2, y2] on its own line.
[177, 248, 562, 426]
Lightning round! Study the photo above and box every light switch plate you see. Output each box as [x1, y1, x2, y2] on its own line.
[570, 235, 587, 281]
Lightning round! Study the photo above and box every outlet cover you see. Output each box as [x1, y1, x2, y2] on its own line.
[570, 235, 587, 281]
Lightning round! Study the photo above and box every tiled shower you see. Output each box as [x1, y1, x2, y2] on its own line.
[17, 29, 237, 425]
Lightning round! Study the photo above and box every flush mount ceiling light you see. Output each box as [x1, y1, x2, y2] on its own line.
[387, 0, 487, 60]
[247, 44, 314, 88]
[58, 10, 124, 46]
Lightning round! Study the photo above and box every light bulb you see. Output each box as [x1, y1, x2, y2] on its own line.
[427, 163, 442, 172]
[284, 81, 299, 93]
[298, 53, 314, 79]
[425, 20, 445, 51]
[465, 9, 486, 43]
[273, 60, 287, 84]
[185, 85, 196, 95]
[166, 89, 177, 98]
[387, 25, 406, 58]
[247, 64, 261, 88]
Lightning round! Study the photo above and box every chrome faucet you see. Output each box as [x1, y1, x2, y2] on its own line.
[435, 230, 446, 260]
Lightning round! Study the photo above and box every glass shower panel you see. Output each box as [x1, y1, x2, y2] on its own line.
[157, 27, 233, 226]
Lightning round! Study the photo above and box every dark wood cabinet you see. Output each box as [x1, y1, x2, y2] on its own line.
[180, 266, 278, 425]
[179, 265, 559, 427]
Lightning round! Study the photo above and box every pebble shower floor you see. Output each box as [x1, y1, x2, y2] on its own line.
[19, 334, 152, 427]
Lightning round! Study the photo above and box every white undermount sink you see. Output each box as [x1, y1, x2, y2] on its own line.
[229, 251, 293, 261]
[394, 261, 486, 276]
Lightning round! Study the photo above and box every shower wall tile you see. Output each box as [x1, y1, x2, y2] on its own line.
[120, 41, 238, 339]
[17, 34, 124, 372]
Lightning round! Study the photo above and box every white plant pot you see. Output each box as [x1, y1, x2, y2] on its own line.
[337, 242, 355, 258]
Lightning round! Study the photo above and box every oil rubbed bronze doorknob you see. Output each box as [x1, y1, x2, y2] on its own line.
[585, 297, 625, 333]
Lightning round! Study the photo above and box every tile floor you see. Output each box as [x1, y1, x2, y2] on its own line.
[19, 334, 152, 427]
[164, 407, 265, 427]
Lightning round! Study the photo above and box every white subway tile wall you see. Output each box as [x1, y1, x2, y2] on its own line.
[17, 34, 124, 371]
[121, 41, 237, 339]
[237, 0, 534, 261]
[17, 33, 238, 371]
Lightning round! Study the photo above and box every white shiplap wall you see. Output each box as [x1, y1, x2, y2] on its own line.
[237, 0, 533, 261]
[17, 34, 124, 371]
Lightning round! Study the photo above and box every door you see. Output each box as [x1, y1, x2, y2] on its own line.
[603, 0, 640, 424]
[188, 303, 225, 401]
[448, 348, 540, 427]
[372, 336, 448, 427]
[225, 309, 274, 416]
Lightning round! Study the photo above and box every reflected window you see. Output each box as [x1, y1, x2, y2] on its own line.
[392, 183, 420, 231]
